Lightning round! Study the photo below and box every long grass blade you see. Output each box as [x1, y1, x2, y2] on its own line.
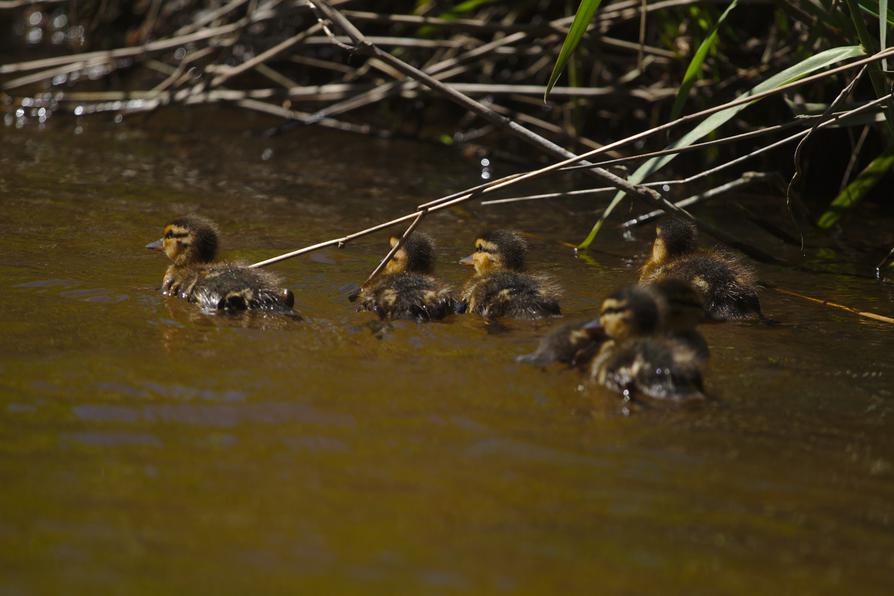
[881, 0, 889, 70]
[577, 45, 865, 250]
[670, 0, 738, 120]
[544, 0, 604, 101]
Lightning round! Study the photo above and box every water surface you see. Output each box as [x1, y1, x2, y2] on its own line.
[1, 112, 893, 594]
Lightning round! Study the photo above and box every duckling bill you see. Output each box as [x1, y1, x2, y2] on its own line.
[146, 215, 296, 314]
[354, 232, 454, 321]
[458, 230, 561, 320]
[640, 218, 762, 321]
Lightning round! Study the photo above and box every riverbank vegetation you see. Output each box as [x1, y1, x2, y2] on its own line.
[1, 0, 892, 274]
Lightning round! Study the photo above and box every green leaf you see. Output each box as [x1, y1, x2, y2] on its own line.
[670, 0, 738, 121]
[544, 0, 604, 102]
[858, 0, 894, 28]
[577, 45, 866, 250]
[817, 146, 894, 228]
[881, 0, 889, 70]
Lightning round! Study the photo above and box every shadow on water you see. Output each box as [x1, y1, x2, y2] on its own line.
[1, 111, 893, 594]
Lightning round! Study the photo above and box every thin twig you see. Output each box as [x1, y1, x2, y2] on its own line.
[618, 172, 777, 227]
[361, 211, 426, 287]
[773, 287, 894, 325]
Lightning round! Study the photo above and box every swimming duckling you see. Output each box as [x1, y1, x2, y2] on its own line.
[639, 218, 762, 321]
[146, 215, 295, 313]
[459, 230, 561, 320]
[354, 232, 455, 321]
[516, 319, 608, 369]
[519, 278, 704, 368]
[590, 280, 709, 403]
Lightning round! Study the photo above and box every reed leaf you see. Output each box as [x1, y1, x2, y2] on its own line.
[544, 0, 604, 102]
[817, 146, 894, 228]
[881, 0, 889, 70]
[578, 45, 865, 250]
[669, 0, 738, 121]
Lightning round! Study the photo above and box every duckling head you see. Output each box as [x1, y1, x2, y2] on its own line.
[146, 215, 219, 266]
[646, 278, 705, 331]
[459, 229, 527, 274]
[599, 285, 660, 340]
[652, 218, 698, 264]
[384, 231, 435, 275]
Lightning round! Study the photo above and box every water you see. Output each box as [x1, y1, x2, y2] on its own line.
[1, 112, 893, 594]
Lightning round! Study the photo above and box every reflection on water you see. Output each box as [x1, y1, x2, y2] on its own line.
[1, 112, 893, 593]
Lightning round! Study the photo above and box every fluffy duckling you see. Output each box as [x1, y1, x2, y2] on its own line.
[519, 278, 703, 368]
[146, 216, 295, 314]
[590, 280, 709, 403]
[516, 319, 608, 369]
[354, 232, 455, 321]
[639, 218, 762, 321]
[458, 230, 561, 320]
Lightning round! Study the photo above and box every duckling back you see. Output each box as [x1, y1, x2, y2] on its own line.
[358, 271, 454, 321]
[461, 271, 561, 320]
[644, 252, 761, 321]
[592, 332, 709, 403]
[191, 264, 295, 313]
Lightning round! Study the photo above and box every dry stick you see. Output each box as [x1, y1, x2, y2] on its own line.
[174, 0, 250, 35]
[637, 0, 647, 70]
[876, 247, 894, 279]
[210, 23, 322, 86]
[248, 45, 894, 269]
[361, 211, 426, 289]
[618, 172, 777, 228]
[151, 45, 217, 94]
[237, 97, 392, 137]
[786, 65, 867, 208]
[300, 31, 529, 125]
[772, 288, 894, 325]
[341, 9, 674, 58]
[555, 115, 854, 173]
[2, 59, 106, 90]
[0, 22, 245, 75]
[0, 0, 65, 7]
[488, 94, 892, 207]
[333, 6, 894, 262]
[839, 124, 870, 192]
[309, 1, 667, 210]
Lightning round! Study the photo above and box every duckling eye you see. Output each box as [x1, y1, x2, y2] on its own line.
[475, 245, 484, 252]
[164, 231, 173, 239]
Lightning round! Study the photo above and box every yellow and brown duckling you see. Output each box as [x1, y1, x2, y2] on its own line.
[590, 280, 709, 403]
[519, 278, 704, 369]
[146, 215, 295, 314]
[640, 218, 762, 321]
[353, 232, 455, 321]
[458, 230, 561, 320]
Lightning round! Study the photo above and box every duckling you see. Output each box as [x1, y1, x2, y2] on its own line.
[459, 230, 561, 320]
[353, 232, 455, 321]
[516, 319, 608, 369]
[590, 280, 709, 403]
[639, 218, 762, 321]
[519, 278, 704, 368]
[146, 215, 295, 314]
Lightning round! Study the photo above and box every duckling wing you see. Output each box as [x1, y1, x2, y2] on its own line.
[659, 254, 762, 321]
[191, 264, 294, 313]
[359, 272, 454, 321]
[471, 272, 561, 320]
[517, 319, 605, 367]
[596, 337, 706, 403]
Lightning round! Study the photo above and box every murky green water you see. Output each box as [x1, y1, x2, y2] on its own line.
[2, 112, 893, 594]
